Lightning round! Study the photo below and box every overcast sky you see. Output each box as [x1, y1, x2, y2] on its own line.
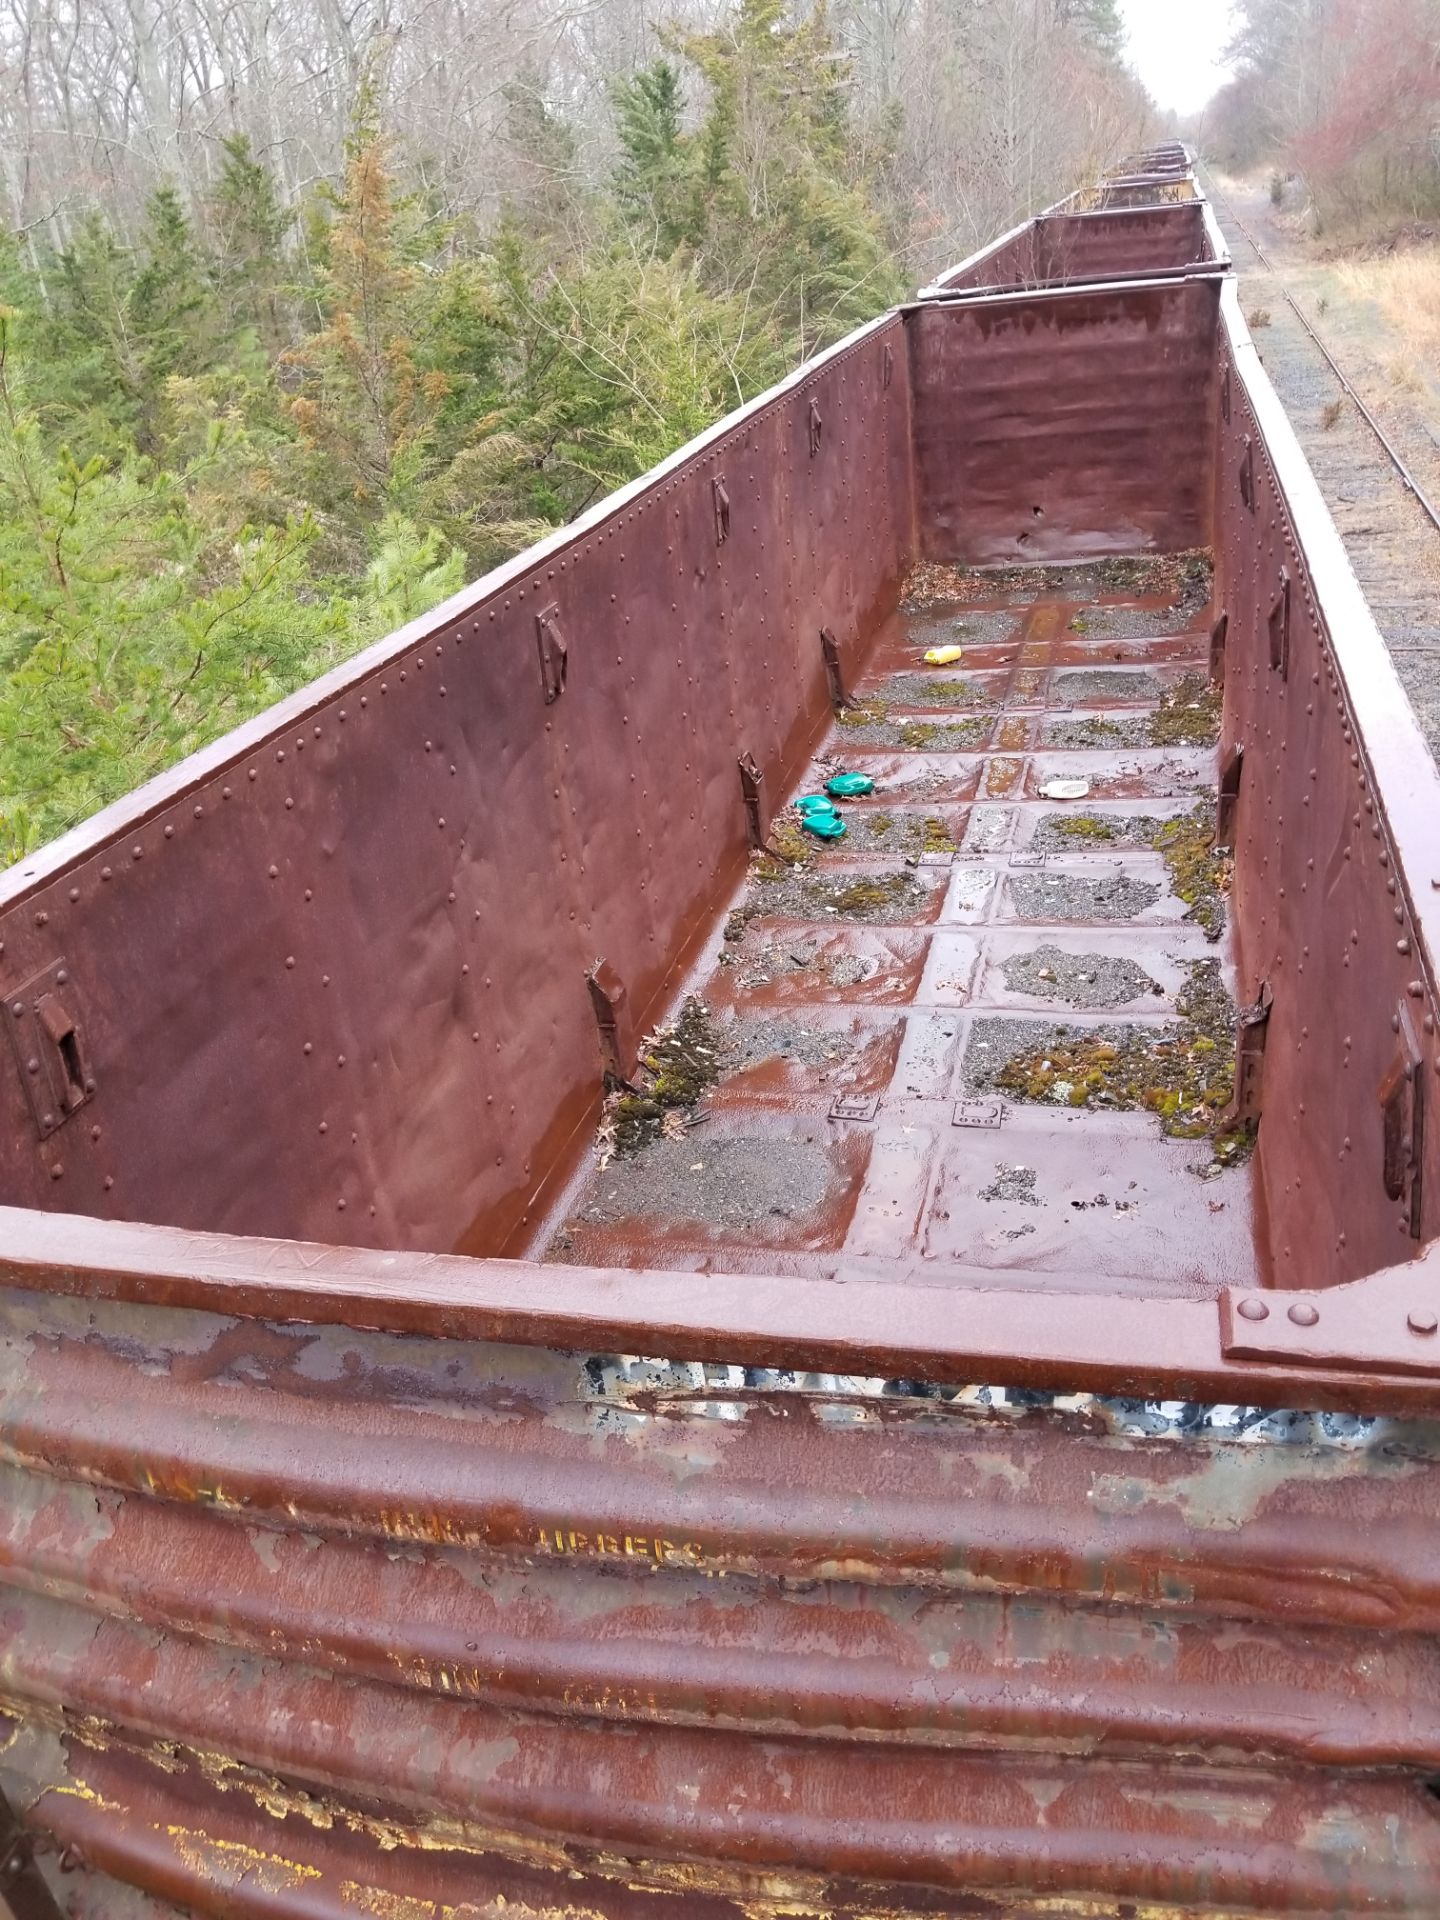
[1118, 0, 1238, 116]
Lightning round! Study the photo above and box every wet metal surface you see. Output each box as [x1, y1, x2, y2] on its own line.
[1213, 281, 1440, 1289]
[3, 1275, 1440, 1916]
[2, 148, 1440, 1917]
[553, 563, 1264, 1304]
[0, 310, 916, 1263]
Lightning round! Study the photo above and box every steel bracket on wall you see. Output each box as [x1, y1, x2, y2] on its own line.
[1221, 979, 1271, 1130]
[5, 960, 94, 1140]
[1268, 566, 1291, 678]
[1209, 610, 1228, 686]
[1221, 1243, 1440, 1379]
[1239, 434, 1255, 513]
[535, 604, 568, 705]
[587, 960, 637, 1086]
[820, 627, 851, 710]
[738, 753, 769, 850]
[1215, 743, 1243, 847]
[1380, 999, 1425, 1240]
[712, 475, 730, 546]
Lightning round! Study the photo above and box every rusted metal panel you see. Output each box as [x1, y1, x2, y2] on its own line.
[923, 216, 1043, 293]
[8, 1206, 1440, 1413]
[3, 151, 1440, 1917]
[3, 1277, 1440, 1914]
[4, 1283, 1440, 1635]
[0, 317, 913, 1262]
[1033, 205, 1213, 281]
[909, 279, 1220, 564]
[926, 184, 1215, 296]
[1212, 292, 1440, 1288]
[10, 1443, 1440, 1766]
[15, 1722, 1440, 1920]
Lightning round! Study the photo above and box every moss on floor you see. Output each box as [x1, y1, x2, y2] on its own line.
[598, 998, 723, 1161]
[835, 697, 889, 730]
[754, 815, 815, 881]
[828, 872, 922, 916]
[1045, 813, 1119, 842]
[986, 958, 1252, 1156]
[1152, 804, 1230, 940]
[1149, 674, 1222, 748]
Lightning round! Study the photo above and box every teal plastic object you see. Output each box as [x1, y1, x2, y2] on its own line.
[825, 772, 875, 799]
[800, 809, 846, 840]
[796, 793, 836, 814]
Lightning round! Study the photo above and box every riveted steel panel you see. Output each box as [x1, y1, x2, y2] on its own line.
[2, 147, 1440, 1919]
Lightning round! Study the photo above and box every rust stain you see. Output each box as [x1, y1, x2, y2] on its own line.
[167, 1824, 323, 1892]
[0, 145, 1438, 1920]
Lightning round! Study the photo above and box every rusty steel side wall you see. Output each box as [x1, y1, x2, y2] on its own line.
[0, 316, 915, 1259]
[909, 278, 1219, 565]
[1100, 179, 1199, 210]
[1213, 289, 1440, 1288]
[1037, 204, 1212, 278]
[927, 205, 1211, 293]
[926, 218, 1043, 291]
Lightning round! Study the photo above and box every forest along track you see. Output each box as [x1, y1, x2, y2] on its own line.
[546, 555, 1266, 1304]
[1209, 176, 1440, 761]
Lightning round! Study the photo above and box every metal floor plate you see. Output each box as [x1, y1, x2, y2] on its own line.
[551, 570, 1267, 1301]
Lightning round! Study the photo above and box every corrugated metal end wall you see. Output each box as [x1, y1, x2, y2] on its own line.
[4, 1285, 1440, 1919]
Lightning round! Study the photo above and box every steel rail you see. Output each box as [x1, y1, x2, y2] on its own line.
[1216, 188, 1440, 538]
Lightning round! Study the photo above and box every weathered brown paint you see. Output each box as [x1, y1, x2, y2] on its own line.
[2, 149, 1440, 1917]
[0, 315, 915, 1260]
[909, 279, 1221, 563]
[1214, 308, 1440, 1287]
[930, 202, 1217, 293]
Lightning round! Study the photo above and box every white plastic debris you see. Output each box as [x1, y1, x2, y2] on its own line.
[1039, 777, 1091, 801]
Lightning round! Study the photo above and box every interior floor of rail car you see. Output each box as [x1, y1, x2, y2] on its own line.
[542, 555, 1270, 1301]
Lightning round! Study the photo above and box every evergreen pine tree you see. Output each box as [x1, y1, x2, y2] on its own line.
[285, 91, 436, 517]
[210, 133, 293, 357]
[612, 62, 693, 251]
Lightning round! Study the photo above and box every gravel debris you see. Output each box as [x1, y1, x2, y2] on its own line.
[720, 1016, 860, 1071]
[980, 1163, 1041, 1205]
[724, 938, 878, 993]
[1032, 811, 1162, 851]
[880, 672, 990, 708]
[575, 1135, 837, 1234]
[747, 866, 930, 924]
[1000, 944, 1162, 1009]
[1068, 603, 1200, 639]
[820, 810, 961, 859]
[1054, 668, 1162, 705]
[961, 961, 1252, 1160]
[1008, 871, 1162, 921]
[902, 552, 1210, 612]
[836, 709, 992, 751]
[899, 599, 1025, 647]
[1041, 713, 1155, 750]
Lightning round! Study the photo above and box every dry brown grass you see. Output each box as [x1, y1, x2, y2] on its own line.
[1336, 248, 1440, 362]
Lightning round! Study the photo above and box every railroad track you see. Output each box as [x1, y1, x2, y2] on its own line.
[1213, 187, 1440, 539]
